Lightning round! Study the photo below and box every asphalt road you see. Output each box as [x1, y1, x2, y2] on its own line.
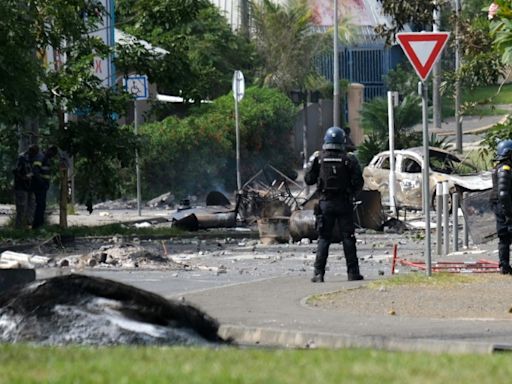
[6, 206, 507, 353]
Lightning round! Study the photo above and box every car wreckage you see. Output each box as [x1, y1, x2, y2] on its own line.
[362, 147, 493, 210]
[167, 163, 386, 244]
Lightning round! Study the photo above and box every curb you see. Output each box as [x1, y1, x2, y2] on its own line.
[218, 324, 504, 354]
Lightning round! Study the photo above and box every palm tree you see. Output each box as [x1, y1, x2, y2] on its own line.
[249, 0, 329, 93]
[357, 94, 423, 165]
[360, 94, 422, 147]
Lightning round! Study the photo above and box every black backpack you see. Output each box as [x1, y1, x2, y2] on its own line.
[318, 151, 351, 193]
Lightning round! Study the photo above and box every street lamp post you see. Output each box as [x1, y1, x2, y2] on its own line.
[454, 0, 463, 153]
[333, 0, 340, 127]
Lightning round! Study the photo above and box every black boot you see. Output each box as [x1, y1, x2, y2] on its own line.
[312, 241, 328, 283]
[348, 273, 364, 281]
[498, 238, 511, 275]
[343, 235, 363, 281]
[347, 263, 364, 281]
[311, 273, 324, 283]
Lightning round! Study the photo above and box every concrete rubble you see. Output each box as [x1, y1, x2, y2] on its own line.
[0, 251, 51, 269]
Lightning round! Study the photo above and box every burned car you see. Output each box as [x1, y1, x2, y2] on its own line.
[363, 147, 492, 210]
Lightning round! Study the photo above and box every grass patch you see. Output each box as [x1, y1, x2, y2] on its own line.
[59, 223, 184, 238]
[442, 103, 509, 118]
[366, 272, 476, 290]
[0, 223, 184, 242]
[0, 344, 511, 384]
[307, 273, 480, 306]
[441, 84, 512, 118]
[463, 84, 512, 105]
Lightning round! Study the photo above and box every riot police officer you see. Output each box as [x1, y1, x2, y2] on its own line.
[304, 126, 364, 282]
[490, 139, 512, 274]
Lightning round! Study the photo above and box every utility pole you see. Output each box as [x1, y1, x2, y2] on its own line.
[333, 0, 340, 127]
[58, 111, 68, 229]
[302, 92, 309, 195]
[433, 2, 442, 131]
[52, 46, 68, 228]
[454, 0, 463, 153]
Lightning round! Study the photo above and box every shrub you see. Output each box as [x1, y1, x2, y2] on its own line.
[139, 86, 297, 199]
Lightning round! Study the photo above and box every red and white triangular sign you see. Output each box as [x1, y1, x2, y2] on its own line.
[396, 32, 450, 82]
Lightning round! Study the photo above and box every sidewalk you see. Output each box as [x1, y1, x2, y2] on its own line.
[411, 113, 508, 150]
[434, 114, 508, 136]
[180, 275, 512, 354]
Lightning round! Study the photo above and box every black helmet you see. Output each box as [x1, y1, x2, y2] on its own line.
[496, 139, 512, 161]
[322, 126, 346, 150]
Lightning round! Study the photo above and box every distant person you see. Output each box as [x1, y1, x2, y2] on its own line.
[490, 139, 512, 274]
[31, 145, 58, 229]
[304, 126, 364, 282]
[13, 145, 38, 228]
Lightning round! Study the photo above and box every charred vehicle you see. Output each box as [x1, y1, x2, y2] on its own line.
[363, 147, 492, 210]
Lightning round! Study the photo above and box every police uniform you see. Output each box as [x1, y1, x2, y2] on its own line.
[304, 128, 364, 282]
[490, 156, 512, 274]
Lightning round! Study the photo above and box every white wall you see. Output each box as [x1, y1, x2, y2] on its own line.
[210, 0, 391, 31]
[210, 0, 242, 30]
[209, 0, 287, 31]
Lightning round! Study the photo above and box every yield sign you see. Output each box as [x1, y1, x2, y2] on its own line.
[396, 32, 450, 82]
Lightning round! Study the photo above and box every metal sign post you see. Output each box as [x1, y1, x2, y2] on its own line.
[124, 75, 149, 216]
[397, 32, 449, 277]
[387, 91, 398, 216]
[233, 70, 245, 191]
[420, 81, 432, 276]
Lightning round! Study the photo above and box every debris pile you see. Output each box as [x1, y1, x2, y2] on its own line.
[146, 192, 176, 209]
[238, 164, 304, 225]
[1, 239, 185, 271]
[170, 191, 237, 231]
[93, 198, 137, 210]
[0, 274, 226, 346]
[60, 243, 182, 269]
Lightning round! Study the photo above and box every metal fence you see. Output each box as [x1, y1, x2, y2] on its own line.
[315, 42, 399, 102]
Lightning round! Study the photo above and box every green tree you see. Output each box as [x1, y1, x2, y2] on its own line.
[0, 0, 137, 209]
[375, 0, 439, 42]
[377, 0, 503, 112]
[0, 1, 43, 126]
[116, 0, 255, 103]
[249, 0, 330, 94]
[489, 1, 512, 64]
